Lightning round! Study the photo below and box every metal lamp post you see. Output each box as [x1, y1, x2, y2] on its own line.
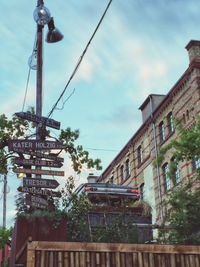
[32, 0, 64, 177]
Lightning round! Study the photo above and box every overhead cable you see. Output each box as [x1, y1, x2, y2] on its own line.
[22, 32, 37, 112]
[47, 0, 113, 118]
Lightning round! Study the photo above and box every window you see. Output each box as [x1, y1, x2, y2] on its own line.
[137, 145, 143, 165]
[140, 183, 145, 200]
[192, 158, 200, 170]
[125, 159, 130, 178]
[171, 157, 181, 184]
[159, 121, 165, 142]
[162, 163, 171, 192]
[167, 112, 174, 134]
[110, 176, 114, 184]
[186, 110, 189, 120]
[120, 165, 124, 181]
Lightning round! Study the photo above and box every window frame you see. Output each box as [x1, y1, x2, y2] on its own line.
[159, 121, 165, 143]
[137, 145, 143, 165]
[167, 112, 174, 134]
[162, 162, 171, 192]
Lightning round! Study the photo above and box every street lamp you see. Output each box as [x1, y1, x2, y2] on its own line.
[33, 0, 64, 176]
[33, 0, 64, 130]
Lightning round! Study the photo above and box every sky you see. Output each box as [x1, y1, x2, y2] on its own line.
[1, 0, 200, 227]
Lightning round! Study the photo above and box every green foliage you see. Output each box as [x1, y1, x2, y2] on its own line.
[63, 177, 140, 243]
[59, 128, 102, 173]
[0, 227, 12, 250]
[160, 184, 200, 244]
[156, 116, 200, 244]
[0, 114, 29, 173]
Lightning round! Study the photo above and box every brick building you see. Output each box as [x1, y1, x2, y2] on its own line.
[98, 40, 200, 226]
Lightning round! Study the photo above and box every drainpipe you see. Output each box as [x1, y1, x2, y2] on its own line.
[149, 95, 164, 223]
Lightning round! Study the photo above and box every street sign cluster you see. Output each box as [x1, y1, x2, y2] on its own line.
[9, 112, 65, 210]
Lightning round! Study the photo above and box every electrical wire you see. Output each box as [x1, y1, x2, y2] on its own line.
[47, 0, 113, 119]
[22, 32, 37, 112]
[55, 88, 75, 111]
[88, 147, 116, 154]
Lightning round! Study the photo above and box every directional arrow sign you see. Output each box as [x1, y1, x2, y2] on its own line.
[18, 186, 61, 197]
[15, 112, 60, 130]
[14, 168, 64, 177]
[14, 158, 63, 168]
[23, 178, 59, 189]
[12, 148, 64, 162]
[9, 140, 66, 151]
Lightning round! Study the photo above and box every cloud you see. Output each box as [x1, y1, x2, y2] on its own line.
[103, 103, 141, 128]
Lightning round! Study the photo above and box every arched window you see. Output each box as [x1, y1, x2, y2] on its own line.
[159, 121, 165, 142]
[137, 145, 143, 165]
[120, 165, 124, 182]
[125, 158, 130, 178]
[167, 112, 174, 134]
[110, 176, 114, 184]
[140, 183, 145, 200]
[186, 110, 189, 120]
[162, 163, 171, 192]
[171, 157, 181, 184]
[192, 158, 200, 171]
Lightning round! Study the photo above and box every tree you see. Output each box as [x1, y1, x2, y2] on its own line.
[0, 112, 102, 216]
[157, 117, 200, 244]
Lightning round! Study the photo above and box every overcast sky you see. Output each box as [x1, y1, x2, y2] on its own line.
[1, 0, 200, 226]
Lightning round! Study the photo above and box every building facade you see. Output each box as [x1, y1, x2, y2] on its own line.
[98, 40, 200, 226]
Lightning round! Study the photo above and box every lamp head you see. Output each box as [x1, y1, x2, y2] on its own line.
[46, 17, 64, 43]
[33, 3, 51, 25]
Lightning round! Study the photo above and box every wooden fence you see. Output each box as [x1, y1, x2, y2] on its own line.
[26, 241, 200, 267]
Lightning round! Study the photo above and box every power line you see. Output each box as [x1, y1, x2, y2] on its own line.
[87, 148, 118, 152]
[22, 32, 37, 112]
[47, 0, 113, 118]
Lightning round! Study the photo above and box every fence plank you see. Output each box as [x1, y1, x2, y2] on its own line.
[40, 251, 45, 267]
[120, 253, 125, 267]
[132, 252, 138, 267]
[149, 253, 154, 267]
[115, 252, 121, 267]
[64, 252, 70, 267]
[26, 241, 200, 267]
[70, 251, 75, 267]
[100, 252, 106, 267]
[106, 252, 111, 267]
[80, 252, 85, 267]
[75, 252, 79, 267]
[86, 252, 90, 267]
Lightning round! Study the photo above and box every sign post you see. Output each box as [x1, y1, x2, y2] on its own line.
[8, 140, 66, 150]
[15, 168, 64, 177]
[15, 112, 60, 130]
[23, 178, 60, 189]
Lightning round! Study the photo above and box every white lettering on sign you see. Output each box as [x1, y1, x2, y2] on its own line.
[35, 142, 56, 149]
[13, 141, 33, 149]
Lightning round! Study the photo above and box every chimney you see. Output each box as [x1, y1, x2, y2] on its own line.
[87, 173, 98, 183]
[139, 94, 165, 123]
[185, 40, 200, 63]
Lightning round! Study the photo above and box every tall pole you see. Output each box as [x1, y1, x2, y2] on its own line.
[3, 174, 7, 228]
[36, 24, 43, 134]
[36, 24, 43, 178]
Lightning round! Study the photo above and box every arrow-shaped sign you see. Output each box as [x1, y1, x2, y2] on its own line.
[12, 148, 64, 162]
[15, 112, 60, 130]
[8, 140, 66, 151]
[18, 186, 61, 198]
[14, 168, 64, 177]
[14, 158, 63, 168]
[23, 178, 59, 189]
